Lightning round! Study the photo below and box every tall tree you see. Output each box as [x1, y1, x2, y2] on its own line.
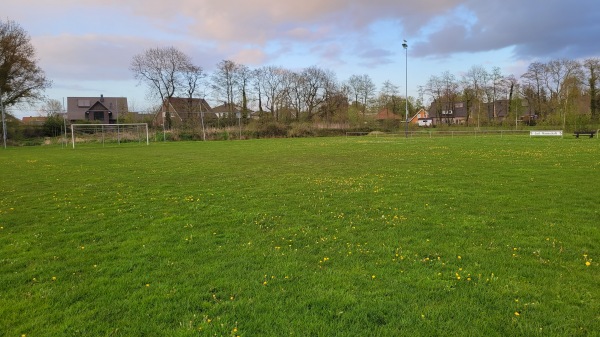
[234, 64, 253, 116]
[130, 46, 194, 129]
[441, 71, 459, 123]
[300, 66, 330, 120]
[463, 65, 487, 127]
[346, 74, 376, 117]
[211, 59, 238, 117]
[180, 63, 205, 125]
[423, 75, 444, 122]
[483, 67, 507, 120]
[521, 61, 547, 118]
[255, 66, 287, 120]
[1, 19, 51, 146]
[544, 59, 583, 120]
[583, 58, 600, 122]
[0, 19, 51, 109]
[379, 80, 400, 114]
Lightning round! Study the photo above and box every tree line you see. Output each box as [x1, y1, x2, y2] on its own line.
[422, 59, 599, 127]
[132, 46, 600, 129]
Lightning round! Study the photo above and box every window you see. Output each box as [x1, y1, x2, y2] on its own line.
[78, 100, 90, 107]
[93, 111, 104, 120]
[455, 103, 463, 108]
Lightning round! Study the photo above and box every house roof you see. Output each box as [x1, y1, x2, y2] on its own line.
[211, 103, 243, 113]
[22, 116, 47, 125]
[165, 97, 211, 113]
[375, 108, 401, 120]
[87, 101, 110, 112]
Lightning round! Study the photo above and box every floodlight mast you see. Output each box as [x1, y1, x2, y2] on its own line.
[402, 40, 408, 138]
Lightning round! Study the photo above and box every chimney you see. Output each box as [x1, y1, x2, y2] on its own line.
[100, 94, 104, 102]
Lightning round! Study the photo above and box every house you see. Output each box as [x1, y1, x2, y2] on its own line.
[407, 108, 432, 127]
[429, 99, 539, 126]
[428, 101, 469, 125]
[154, 97, 213, 127]
[67, 95, 128, 124]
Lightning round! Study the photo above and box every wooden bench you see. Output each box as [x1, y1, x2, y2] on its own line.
[573, 131, 596, 138]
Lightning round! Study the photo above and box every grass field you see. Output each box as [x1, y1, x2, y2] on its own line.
[1, 136, 598, 336]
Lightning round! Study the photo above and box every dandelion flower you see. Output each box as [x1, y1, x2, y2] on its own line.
[514, 311, 520, 316]
[585, 261, 591, 266]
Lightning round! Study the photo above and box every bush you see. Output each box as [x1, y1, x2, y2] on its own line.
[246, 118, 288, 138]
[288, 123, 315, 137]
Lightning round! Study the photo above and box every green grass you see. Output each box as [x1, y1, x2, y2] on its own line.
[1, 136, 598, 336]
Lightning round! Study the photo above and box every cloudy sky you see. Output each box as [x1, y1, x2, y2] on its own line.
[4, 0, 600, 117]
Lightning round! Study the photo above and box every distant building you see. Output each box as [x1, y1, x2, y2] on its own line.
[67, 95, 128, 123]
[154, 97, 213, 127]
[210, 102, 243, 119]
[407, 108, 432, 127]
[22, 116, 47, 125]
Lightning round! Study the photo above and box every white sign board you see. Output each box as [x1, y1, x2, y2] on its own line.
[530, 130, 563, 137]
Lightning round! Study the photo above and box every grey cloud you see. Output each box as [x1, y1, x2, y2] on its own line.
[412, 0, 600, 61]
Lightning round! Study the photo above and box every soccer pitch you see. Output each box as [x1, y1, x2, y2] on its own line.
[1, 136, 598, 336]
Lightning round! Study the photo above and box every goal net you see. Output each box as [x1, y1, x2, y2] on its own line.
[70, 123, 149, 148]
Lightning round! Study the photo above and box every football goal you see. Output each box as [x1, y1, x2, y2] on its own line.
[70, 123, 149, 148]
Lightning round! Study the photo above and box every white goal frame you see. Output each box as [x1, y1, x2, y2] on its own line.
[71, 123, 149, 148]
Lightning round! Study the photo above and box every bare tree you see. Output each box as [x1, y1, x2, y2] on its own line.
[300, 66, 330, 120]
[481, 67, 508, 121]
[463, 65, 488, 127]
[379, 80, 400, 115]
[211, 60, 238, 118]
[130, 46, 194, 129]
[346, 74, 376, 118]
[234, 64, 253, 116]
[423, 75, 444, 123]
[39, 99, 65, 137]
[179, 63, 205, 127]
[440, 71, 459, 123]
[286, 71, 305, 120]
[544, 58, 584, 119]
[521, 61, 547, 118]
[255, 66, 287, 120]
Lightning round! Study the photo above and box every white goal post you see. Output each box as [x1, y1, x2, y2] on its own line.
[70, 123, 149, 148]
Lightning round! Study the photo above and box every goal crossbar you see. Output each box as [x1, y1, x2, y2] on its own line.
[71, 123, 149, 148]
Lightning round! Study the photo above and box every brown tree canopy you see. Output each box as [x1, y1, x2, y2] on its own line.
[0, 19, 51, 108]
